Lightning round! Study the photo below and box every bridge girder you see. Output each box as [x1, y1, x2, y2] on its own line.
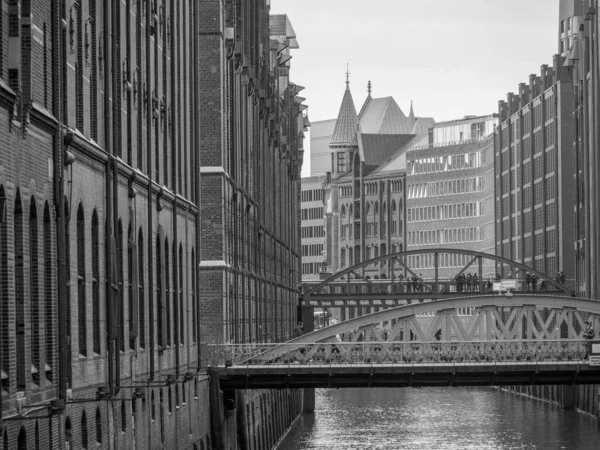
[302, 248, 571, 300]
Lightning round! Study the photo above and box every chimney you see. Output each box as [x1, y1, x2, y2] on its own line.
[553, 54, 568, 82]
[518, 83, 530, 108]
[498, 100, 508, 123]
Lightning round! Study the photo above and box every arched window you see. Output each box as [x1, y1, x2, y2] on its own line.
[340, 248, 346, 268]
[95, 408, 102, 444]
[138, 228, 145, 349]
[77, 204, 86, 357]
[392, 200, 397, 214]
[15, 192, 26, 391]
[399, 199, 403, 212]
[17, 427, 26, 450]
[127, 222, 138, 350]
[366, 202, 371, 216]
[92, 210, 100, 355]
[353, 153, 360, 178]
[81, 411, 88, 449]
[354, 245, 361, 264]
[65, 417, 72, 447]
[374, 202, 379, 215]
[151, 391, 156, 421]
[121, 401, 127, 432]
[35, 421, 40, 450]
[43, 203, 53, 381]
[118, 220, 124, 352]
[30, 197, 41, 384]
[340, 205, 346, 219]
[165, 239, 171, 347]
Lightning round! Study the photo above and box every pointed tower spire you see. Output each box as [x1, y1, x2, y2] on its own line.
[330, 72, 359, 147]
[367, 80, 372, 98]
[345, 63, 350, 88]
[409, 100, 415, 122]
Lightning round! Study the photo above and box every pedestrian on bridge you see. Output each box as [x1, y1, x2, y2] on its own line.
[531, 273, 538, 292]
[466, 273, 473, 292]
[583, 319, 595, 360]
[473, 273, 479, 292]
[560, 271, 566, 285]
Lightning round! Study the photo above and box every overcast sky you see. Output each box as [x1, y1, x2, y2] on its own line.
[269, 0, 559, 175]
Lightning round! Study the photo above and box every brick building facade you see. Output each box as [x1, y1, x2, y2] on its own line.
[0, 1, 306, 449]
[494, 56, 575, 286]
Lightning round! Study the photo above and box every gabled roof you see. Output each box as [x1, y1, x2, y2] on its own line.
[411, 117, 435, 134]
[369, 133, 429, 175]
[330, 84, 359, 146]
[270, 15, 299, 48]
[358, 97, 414, 134]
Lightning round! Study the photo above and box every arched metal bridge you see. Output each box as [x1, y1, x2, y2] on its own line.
[208, 295, 600, 389]
[300, 249, 572, 308]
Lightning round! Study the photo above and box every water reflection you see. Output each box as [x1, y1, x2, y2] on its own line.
[278, 387, 599, 449]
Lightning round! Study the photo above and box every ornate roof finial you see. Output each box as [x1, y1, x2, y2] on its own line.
[346, 63, 350, 87]
[367, 80, 372, 98]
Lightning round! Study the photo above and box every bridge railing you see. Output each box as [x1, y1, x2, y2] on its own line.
[301, 278, 575, 297]
[208, 340, 588, 366]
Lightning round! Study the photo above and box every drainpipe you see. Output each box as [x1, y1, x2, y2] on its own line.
[170, 0, 180, 378]
[55, 0, 69, 403]
[193, 0, 202, 370]
[111, 0, 122, 391]
[103, 0, 116, 395]
[146, 0, 155, 382]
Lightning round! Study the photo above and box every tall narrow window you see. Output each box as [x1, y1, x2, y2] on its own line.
[43, 203, 53, 381]
[157, 234, 164, 348]
[138, 229, 145, 349]
[95, 408, 102, 444]
[191, 248, 196, 344]
[92, 210, 100, 355]
[81, 411, 88, 450]
[76, 0, 83, 131]
[15, 192, 26, 391]
[128, 223, 135, 350]
[118, 220, 124, 352]
[30, 198, 40, 384]
[179, 244, 184, 345]
[89, 0, 98, 140]
[165, 239, 171, 347]
[77, 204, 86, 357]
[0, 186, 7, 392]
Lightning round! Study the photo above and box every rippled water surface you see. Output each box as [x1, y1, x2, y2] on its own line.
[277, 387, 599, 450]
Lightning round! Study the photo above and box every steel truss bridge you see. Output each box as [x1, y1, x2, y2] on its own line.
[300, 249, 572, 308]
[208, 295, 600, 389]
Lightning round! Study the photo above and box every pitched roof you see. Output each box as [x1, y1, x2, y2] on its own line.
[269, 15, 299, 48]
[359, 97, 414, 134]
[330, 84, 359, 146]
[358, 133, 415, 166]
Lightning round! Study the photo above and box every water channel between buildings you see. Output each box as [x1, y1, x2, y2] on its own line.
[276, 387, 599, 450]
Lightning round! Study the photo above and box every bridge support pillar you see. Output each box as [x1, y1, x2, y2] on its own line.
[303, 388, 315, 413]
[561, 385, 576, 410]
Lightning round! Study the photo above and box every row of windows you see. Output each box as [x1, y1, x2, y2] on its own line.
[406, 253, 492, 270]
[408, 226, 486, 246]
[408, 151, 484, 175]
[301, 188, 324, 203]
[0, 187, 199, 395]
[407, 176, 486, 200]
[301, 207, 323, 220]
[302, 244, 324, 257]
[338, 179, 404, 198]
[407, 201, 484, 223]
[340, 199, 402, 220]
[301, 225, 325, 239]
[302, 262, 325, 275]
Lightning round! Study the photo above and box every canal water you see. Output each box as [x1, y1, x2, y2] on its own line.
[276, 387, 599, 449]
